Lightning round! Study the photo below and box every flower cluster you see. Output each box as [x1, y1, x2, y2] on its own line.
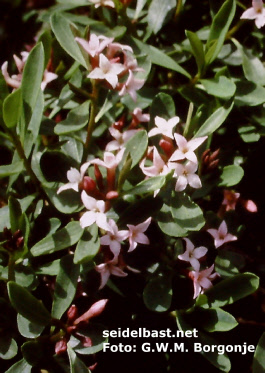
[76, 33, 145, 101]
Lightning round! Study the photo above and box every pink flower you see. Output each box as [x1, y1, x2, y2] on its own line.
[170, 161, 202, 192]
[222, 190, 240, 211]
[140, 147, 170, 178]
[132, 108, 150, 123]
[100, 219, 129, 260]
[80, 191, 111, 232]
[127, 217, 151, 252]
[95, 261, 127, 289]
[178, 238, 208, 271]
[119, 70, 145, 102]
[73, 299, 108, 325]
[207, 221, 237, 248]
[148, 116, 179, 139]
[76, 34, 113, 58]
[88, 54, 124, 88]
[90, 151, 124, 170]
[169, 134, 207, 164]
[57, 162, 90, 194]
[41, 70, 58, 90]
[241, 0, 265, 28]
[189, 264, 219, 299]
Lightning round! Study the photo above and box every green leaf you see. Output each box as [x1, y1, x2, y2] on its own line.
[51, 13, 87, 68]
[3, 88, 22, 128]
[134, 0, 148, 19]
[150, 92, 176, 121]
[176, 313, 231, 372]
[17, 314, 45, 339]
[205, 0, 236, 65]
[0, 195, 35, 231]
[124, 176, 166, 196]
[215, 250, 245, 278]
[67, 345, 91, 373]
[233, 40, 265, 86]
[170, 192, 205, 232]
[54, 100, 90, 135]
[122, 130, 148, 169]
[0, 337, 18, 360]
[218, 165, 244, 187]
[8, 196, 22, 233]
[194, 100, 234, 137]
[157, 201, 187, 237]
[199, 273, 260, 309]
[253, 332, 265, 373]
[4, 358, 32, 373]
[193, 308, 238, 332]
[200, 76, 236, 99]
[21, 340, 47, 367]
[132, 38, 191, 78]
[38, 29, 53, 68]
[21, 43, 44, 124]
[0, 161, 24, 179]
[235, 81, 265, 106]
[52, 255, 80, 320]
[31, 221, 83, 256]
[238, 125, 260, 143]
[147, 0, 176, 34]
[143, 274, 172, 312]
[74, 224, 100, 264]
[8, 282, 51, 326]
[186, 30, 205, 74]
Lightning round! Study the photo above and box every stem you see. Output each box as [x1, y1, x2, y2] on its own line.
[8, 254, 15, 282]
[83, 82, 98, 161]
[226, 20, 245, 40]
[175, 0, 182, 19]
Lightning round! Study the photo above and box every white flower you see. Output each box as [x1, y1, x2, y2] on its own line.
[132, 108, 150, 123]
[148, 116, 179, 139]
[170, 161, 202, 192]
[189, 264, 219, 299]
[241, 0, 265, 28]
[140, 147, 170, 178]
[57, 162, 90, 194]
[119, 70, 145, 102]
[89, 0, 115, 8]
[95, 261, 127, 289]
[80, 191, 111, 232]
[178, 238, 208, 272]
[41, 70, 58, 91]
[88, 53, 124, 88]
[127, 217, 151, 252]
[100, 219, 129, 261]
[169, 134, 207, 164]
[90, 150, 124, 170]
[207, 221, 237, 248]
[106, 127, 138, 151]
[76, 34, 113, 58]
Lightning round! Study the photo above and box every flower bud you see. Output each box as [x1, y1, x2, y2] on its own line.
[74, 299, 108, 325]
[55, 338, 67, 355]
[82, 176, 97, 193]
[67, 304, 78, 322]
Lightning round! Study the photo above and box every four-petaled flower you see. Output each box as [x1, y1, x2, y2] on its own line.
[169, 134, 207, 164]
[80, 191, 111, 232]
[241, 0, 265, 28]
[106, 127, 138, 151]
[222, 190, 240, 211]
[95, 261, 127, 289]
[127, 217, 151, 252]
[100, 219, 129, 261]
[170, 161, 202, 192]
[207, 221, 237, 248]
[140, 147, 170, 178]
[57, 162, 90, 194]
[148, 116, 179, 139]
[76, 34, 113, 58]
[189, 264, 219, 299]
[178, 238, 208, 271]
[88, 53, 124, 88]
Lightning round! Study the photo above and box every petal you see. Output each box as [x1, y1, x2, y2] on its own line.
[110, 266, 128, 277]
[183, 238, 194, 252]
[207, 228, 218, 239]
[80, 211, 96, 228]
[57, 182, 78, 194]
[185, 151, 198, 164]
[190, 258, 200, 272]
[109, 240, 121, 257]
[135, 217, 152, 233]
[67, 168, 81, 183]
[241, 8, 258, 20]
[100, 234, 112, 246]
[219, 221, 228, 236]
[81, 191, 97, 210]
[168, 116, 180, 128]
[169, 149, 186, 162]
[187, 174, 202, 189]
[99, 270, 110, 289]
[80, 162, 91, 179]
[128, 238, 137, 252]
[193, 246, 208, 259]
[174, 133, 187, 150]
[116, 230, 129, 241]
[105, 73, 118, 88]
[223, 233, 237, 244]
[96, 213, 112, 232]
[187, 136, 207, 151]
[193, 281, 201, 299]
[200, 277, 213, 290]
[175, 175, 188, 191]
[88, 68, 105, 80]
[148, 127, 161, 137]
[255, 13, 265, 27]
[134, 232, 150, 245]
[185, 161, 198, 173]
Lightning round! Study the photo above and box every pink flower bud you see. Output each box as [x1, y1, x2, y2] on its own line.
[55, 338, 67, 355]
[67, 305, 78, 322]
[106, 191, 119, 200]
[81, 176, 97, 193]
[74, 299, 108, 325]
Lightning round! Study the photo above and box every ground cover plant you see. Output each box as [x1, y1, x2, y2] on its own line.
[1, 0, 265, 372]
